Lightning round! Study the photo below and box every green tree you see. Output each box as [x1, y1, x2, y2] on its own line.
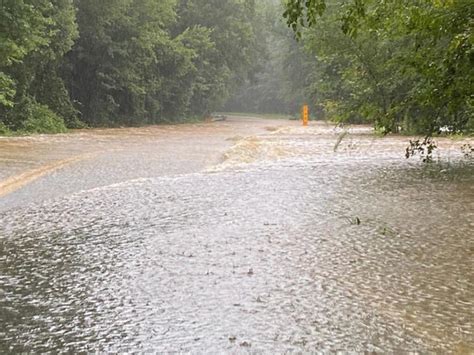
[0, 0, 51, 107]
[283, 0, 474, 134]
[0, 0, 78, 132]
[65, 0, 179, 126]
[175, 0, 262, 115]
[224, 0, 312, 115]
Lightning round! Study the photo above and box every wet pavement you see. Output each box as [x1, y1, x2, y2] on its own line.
[0, 117, 473, 352]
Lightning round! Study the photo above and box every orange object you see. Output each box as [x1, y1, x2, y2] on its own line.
[302, 105, 309, 126]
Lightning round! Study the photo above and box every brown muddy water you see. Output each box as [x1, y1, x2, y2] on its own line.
[0, 117, 473, 352]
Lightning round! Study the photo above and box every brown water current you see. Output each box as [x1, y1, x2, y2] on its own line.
[0, 117, 473, 352]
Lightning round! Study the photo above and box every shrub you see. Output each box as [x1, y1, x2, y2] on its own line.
[0, 122, 11, 135]
[20, 102, 67, 134]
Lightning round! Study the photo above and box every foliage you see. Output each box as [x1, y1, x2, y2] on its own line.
[175, 0, 263, 115]
[224, 0, 313, 115]
[0, 121, 11, 135]
[0, 0, 78, 132]
[0, 73, 15, 108]
[0, 0, 52, 108]
[405, 136, 438, 163]
[20, 102, 67, 134]
[282, 0, 474, 135]
[4, 97, 67, 134]
[461, 143, 473, 159]
[1, 0, 471, 137]
[0, 0, 261, 133]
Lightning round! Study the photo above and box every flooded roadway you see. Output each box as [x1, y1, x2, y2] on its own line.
[0, 116, 473, 352]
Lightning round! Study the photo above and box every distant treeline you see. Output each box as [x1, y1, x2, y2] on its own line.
[0, 0, 264, 133]
[1, 1, 472, 135]
[229, 0, 473, 135]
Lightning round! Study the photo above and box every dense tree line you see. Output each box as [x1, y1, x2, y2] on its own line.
[1, 0, 472, 136]
[224, 0, 311, 115]
[283, 0, 473, 135]
[0, 0, 261, 133]
[228, 0, 473, 136]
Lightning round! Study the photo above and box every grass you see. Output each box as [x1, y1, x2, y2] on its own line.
[0, 115, 207, 137]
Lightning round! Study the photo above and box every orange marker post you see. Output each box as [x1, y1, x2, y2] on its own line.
[302, 105, 309, 126]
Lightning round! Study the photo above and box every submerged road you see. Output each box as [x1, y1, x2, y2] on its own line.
[0, 116, 473, 352]
[0, 117, 293, 208]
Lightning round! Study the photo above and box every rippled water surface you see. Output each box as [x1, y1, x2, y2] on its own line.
[1, 118, 473, 352]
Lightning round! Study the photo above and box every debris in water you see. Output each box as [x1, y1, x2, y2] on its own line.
[334, 130, 349, 152]
[347, 216, 361, 225]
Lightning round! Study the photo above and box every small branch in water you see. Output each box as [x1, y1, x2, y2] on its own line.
[405, 136, 437, 163]
[334, 130, 349, 152]
[346, 216, 361, 225]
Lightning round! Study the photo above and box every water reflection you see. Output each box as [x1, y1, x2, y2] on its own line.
[0, 122, 473, 352]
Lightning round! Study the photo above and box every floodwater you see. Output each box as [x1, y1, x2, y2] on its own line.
[0, 117, 473, 352]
